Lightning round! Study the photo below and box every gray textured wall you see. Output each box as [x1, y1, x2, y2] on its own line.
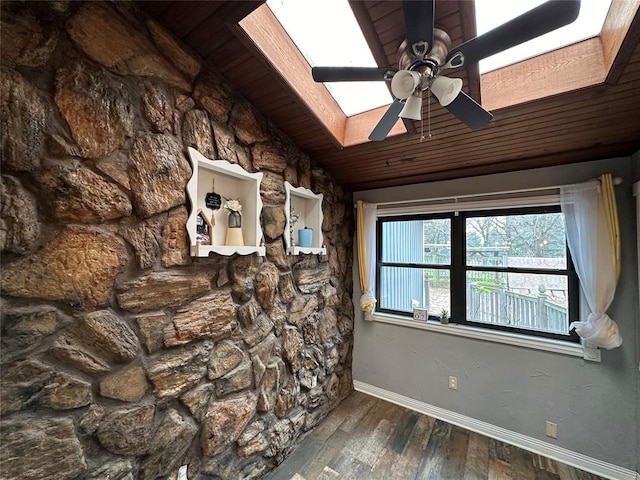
[353, 157, 639, 471]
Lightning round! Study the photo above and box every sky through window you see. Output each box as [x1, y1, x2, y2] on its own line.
[475, 0, 612, 73]
[266, 0, 391, 117]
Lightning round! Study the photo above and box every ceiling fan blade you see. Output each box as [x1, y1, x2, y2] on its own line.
[403, 0, 435, 55]
[368, 98, 405, 141]
[446, 0, 580, 68]
[312, 67, 394, 82]
[444, 91, 493, 130]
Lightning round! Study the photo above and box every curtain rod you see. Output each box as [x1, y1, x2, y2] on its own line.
[373, 176, 622, 208]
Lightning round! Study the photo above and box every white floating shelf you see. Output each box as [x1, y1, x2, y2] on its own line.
[284, 182, 326, 256]
[288, 246, 326, 255]
[186, 148, 265, 257]
[190, 245, 265, 257]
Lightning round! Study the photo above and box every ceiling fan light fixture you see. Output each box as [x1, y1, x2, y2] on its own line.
[391, 70, 421, 99]
[399, 93, 422, 120]
[310, 0, 585, 139]
[430, 76, 463, 107]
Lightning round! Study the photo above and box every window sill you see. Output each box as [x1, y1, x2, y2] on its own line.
[370, 312, 598, 361]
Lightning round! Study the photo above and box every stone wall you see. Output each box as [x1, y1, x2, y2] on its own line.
[0, 2, 354, 479]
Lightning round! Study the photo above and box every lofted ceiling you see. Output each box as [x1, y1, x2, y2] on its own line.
[140, 1, 640, 192]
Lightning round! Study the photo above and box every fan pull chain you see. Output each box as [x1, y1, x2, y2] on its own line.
[420, 90, 432, 142]
[420, 93, 425, 142]
[427, 91, 432, 140]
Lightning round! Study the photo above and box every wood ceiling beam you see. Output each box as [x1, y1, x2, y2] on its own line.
[234, 4, 347, 148]
[480, 38, 607, 112]
[344, 105, 407, 147]
[603, 0, 640, 84]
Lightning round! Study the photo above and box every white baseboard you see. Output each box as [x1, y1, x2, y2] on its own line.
[353, 380, 638, 480]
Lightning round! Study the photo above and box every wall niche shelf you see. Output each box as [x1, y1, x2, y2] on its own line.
[186, 148, 265, 257]
[285, 182, 326, 256]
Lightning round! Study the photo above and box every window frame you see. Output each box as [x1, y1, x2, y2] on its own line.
[376, 205, 580, 343]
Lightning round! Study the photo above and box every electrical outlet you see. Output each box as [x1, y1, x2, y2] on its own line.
[583, 346, 601, 362]
[545, 421, 558, 439]
[448, 376, 457, 390]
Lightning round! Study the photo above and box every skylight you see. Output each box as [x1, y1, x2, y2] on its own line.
[266, 0, 391, 117]
[475, 0, 612, 73]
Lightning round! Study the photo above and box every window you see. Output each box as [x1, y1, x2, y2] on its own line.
[475, 0, 612, 74]
[266, 0, 391, 116]
[239, 3, 407, 147]
[376, 205, 579, 342]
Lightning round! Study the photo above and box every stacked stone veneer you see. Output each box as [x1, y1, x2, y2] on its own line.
[0, 2, 354, 479]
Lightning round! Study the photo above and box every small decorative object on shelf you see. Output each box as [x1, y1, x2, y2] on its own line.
[205, 178, 222, 211]
[228, 210, 241, 228]
[225, 199, 242, 228]
[224, 199, 244, 246]
[196, 210, 213, 245]
[413, 307, 427, 321]
[440, 308, 450, 324]
[298, 227, 313, 247]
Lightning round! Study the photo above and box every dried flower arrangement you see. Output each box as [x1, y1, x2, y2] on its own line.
[224, 199, 242, 214]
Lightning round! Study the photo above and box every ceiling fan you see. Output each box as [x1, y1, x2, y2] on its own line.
[312, 0, 581, 141]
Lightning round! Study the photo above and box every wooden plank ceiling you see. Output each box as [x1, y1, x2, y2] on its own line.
[140, 1, 640, 191]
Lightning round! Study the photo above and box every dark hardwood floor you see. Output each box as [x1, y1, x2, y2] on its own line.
[267, 391, 606, 480]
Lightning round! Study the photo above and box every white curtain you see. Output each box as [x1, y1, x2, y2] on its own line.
[560, 180, 622, 349]
[357, 201, 378, 321]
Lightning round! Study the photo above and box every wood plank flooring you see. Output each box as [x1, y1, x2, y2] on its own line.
[266, 391, 606, 480]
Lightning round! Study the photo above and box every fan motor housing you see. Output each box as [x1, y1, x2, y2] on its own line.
[397, 28, 452, 85]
